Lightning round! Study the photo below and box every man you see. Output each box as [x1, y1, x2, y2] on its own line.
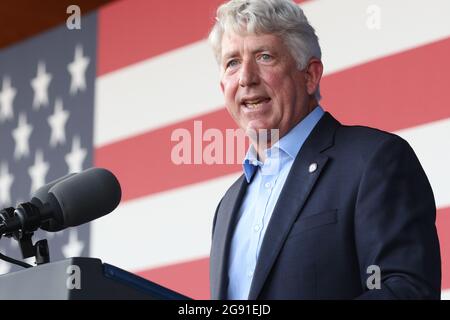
[208, 0, 441, 299]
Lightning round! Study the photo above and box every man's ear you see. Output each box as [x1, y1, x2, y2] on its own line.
[305, 58, 323, 96]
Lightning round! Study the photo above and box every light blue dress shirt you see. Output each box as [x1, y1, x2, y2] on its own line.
[227, 106, 325, 299]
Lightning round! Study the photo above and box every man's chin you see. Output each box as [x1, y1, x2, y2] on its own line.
[245, 120, 271, 133]
[244, 123, 279, 144]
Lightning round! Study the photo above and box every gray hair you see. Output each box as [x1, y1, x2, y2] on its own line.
[208, 0, 322, 100]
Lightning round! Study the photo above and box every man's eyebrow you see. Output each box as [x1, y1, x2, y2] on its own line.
[252, 46, 273, 53]
[222, 51, 238, 62]
[222, 46, 275, 61]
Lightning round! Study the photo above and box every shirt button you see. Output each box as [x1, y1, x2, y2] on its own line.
[264, 182, 271, 189]
[248, 271, 254, 278]
[254, 224, 261, 232]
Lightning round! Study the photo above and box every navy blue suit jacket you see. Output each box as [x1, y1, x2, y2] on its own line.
[210, 112, 441, 299]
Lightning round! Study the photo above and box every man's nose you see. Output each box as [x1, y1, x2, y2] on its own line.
[239, 60, 260, 87]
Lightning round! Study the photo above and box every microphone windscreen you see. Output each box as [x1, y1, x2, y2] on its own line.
[48, 167, 122, 228]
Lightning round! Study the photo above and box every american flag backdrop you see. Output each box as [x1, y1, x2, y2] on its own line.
[0, 0, 449, 299]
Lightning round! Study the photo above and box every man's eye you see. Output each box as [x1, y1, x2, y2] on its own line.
[226, 59, 239, 68]
[259, 54, 272, 61]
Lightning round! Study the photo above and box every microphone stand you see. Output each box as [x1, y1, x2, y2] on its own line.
[0, 207, 50, 268]
[16, 231, 50, 265]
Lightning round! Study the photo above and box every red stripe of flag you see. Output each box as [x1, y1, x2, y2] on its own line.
[95, 108, 243, 201]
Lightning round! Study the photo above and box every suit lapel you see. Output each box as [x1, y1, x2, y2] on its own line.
[248, 112, 339, 299]
[210, 175, 248, 299]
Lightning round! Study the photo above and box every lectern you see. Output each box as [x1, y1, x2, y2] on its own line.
[0, 257, 191, 300]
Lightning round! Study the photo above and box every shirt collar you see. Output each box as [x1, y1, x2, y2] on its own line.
[242, 105, 325, 182]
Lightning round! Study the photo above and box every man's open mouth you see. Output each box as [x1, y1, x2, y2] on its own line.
[242, 97, 271, 109]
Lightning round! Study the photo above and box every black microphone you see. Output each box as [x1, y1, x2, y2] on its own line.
[0, 167, 121, 235]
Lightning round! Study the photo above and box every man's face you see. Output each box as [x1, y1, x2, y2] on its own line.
[220, 32, 314, 139]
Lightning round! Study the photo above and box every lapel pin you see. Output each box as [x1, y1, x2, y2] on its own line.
[309, 163, 318, 173]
